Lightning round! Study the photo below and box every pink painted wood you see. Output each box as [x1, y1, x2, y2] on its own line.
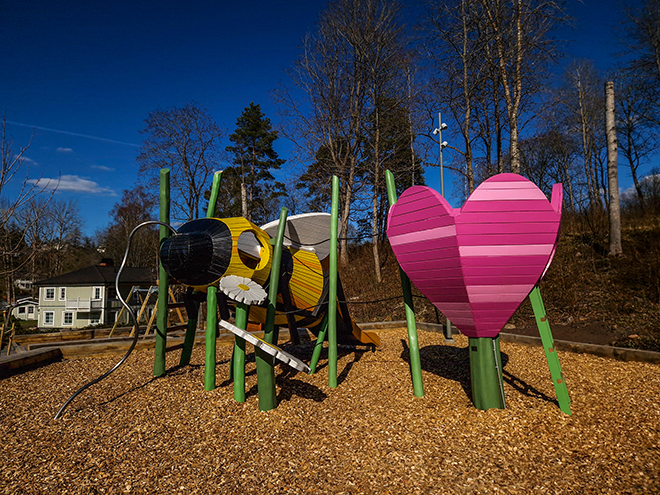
[386, 173, 562, 338]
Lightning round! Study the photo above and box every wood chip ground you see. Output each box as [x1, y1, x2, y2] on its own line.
[1, 329, 658, 494]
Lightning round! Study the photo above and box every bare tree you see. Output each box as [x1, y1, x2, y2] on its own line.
[478, 0, 566, 174]
[98, 185, 158, 268]
[553, 60, 606, 210]
[614, 72, 660, 210]
[278, 0, 379, 266]
[425, 0, 485, 193]
[605, 81, 622, 256]
[0, 115, 53, 300]
[137, 102, 224, 222]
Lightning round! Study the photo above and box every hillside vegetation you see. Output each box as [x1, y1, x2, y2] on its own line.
[340, 213, 660, 352]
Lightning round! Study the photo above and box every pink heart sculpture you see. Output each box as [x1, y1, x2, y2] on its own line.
[387, 173, 562, 338]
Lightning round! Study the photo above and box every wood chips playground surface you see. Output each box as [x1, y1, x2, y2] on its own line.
[1, 328, 658, 494]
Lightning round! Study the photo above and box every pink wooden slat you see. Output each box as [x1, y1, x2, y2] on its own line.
[390, 239, 458, 257]
[468, 188, 548, 201]
[387, 187, 450, 214]
[461, 255, 551, 268]
[477, 181, 542, 190]
[456, 222, 559, 235]
[459, 244, 554, 257]
[460, 199, 553, 213]
[389, 224, 457, 247]
[464, 274, 543, 286]
[419, 290, 470, 302]
[462, 267, 544, 280]
[458, 210, 561, 224]
[387, 211, 454, 234]
[456, 233, 558, 246]
[412, 267, 464, 280]
[415, 278, 469, 290]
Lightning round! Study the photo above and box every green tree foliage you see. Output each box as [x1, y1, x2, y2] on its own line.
[218, 102, 286, 224]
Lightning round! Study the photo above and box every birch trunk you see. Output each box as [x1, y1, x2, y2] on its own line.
[605, 81, 622, 256]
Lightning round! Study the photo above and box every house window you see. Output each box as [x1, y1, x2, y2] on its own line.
[44, 311, 54, 326]
[18, 306, 26, 315]
[45, 288, 55, 300]
[90, 312, 101, 325]
[62, 312, 73, 326]
[28, 306, 34, 316]
[59, 287, 66, 301]
[93, 287, 102, 300]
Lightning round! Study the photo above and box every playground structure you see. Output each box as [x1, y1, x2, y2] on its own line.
[145, 171, 380, 412]
[54, 168, 571, 418]
[386, 172, 571, 414]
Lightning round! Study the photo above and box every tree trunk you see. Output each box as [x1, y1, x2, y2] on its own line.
[241, 182, 248, 219]
[605, 81, 622, 256]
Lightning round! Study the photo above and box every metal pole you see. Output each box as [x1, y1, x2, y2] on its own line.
[328, 175, 339, 388]
[435, 113, 454, 343]
[154, 169, 170, 377]
[438, 112, 445, 197]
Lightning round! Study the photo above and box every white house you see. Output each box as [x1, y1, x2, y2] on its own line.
[10, 297, 38, 321]
[34, 264, 156, 329]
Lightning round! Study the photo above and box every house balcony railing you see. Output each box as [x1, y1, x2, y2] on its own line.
[65, 298, 103, 311]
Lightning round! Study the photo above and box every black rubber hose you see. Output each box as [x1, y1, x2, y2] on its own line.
[54, 221, 176, 420]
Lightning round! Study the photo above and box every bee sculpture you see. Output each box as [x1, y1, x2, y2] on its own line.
[159, 212, 380, 347]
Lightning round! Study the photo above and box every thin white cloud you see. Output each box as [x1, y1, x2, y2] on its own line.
[91, 164, 115, 172]
[14, 154, 38, 165]
[56, 147, 74, 153]
[7, 121, 140, 148]
[27, 174, 117, 196]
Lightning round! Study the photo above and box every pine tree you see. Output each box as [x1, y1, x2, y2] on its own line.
[221, 102, 286, 224]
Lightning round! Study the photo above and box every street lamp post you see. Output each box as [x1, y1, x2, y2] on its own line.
[433, 112, 454, 343]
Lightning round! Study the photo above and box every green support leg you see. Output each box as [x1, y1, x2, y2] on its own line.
[469, 336, 505, 410]
[233, 302, 249, 402]
[179, 300, 199, 366]
[256, 207, 289, 411]
[309, 313, 329, 374]
[328, 176, 339, 388]
[204, 286, 218, 391]
[182, 170, 221, 370]
[529, 286, 572, 415]
[385, 170, 424, 398]
[206, 171, 223, 218]
[154, 168, 170, 377]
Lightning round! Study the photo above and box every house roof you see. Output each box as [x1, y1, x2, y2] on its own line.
[35, 265, 156, 287]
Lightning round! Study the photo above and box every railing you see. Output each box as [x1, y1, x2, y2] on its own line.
[65, 298, 103, 310]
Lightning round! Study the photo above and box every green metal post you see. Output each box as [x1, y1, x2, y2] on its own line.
[469, 336, 506, 410]
[154, 169, 170, 377]
[181, 171, 222, 367]
[385, 170, 424, 397]
[206, 171, 223, 218]
[233, 302, 249, 402]
[529, 286, 572, 415]
[309, 313, 329, 374]
[255, 207, 289, 411]
[204, 286, 218, 390]
[328, 176, 339, 388]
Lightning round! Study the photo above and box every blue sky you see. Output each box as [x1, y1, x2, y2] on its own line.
[0, 0, 648, 236]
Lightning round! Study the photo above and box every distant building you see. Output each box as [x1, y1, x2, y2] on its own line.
[15, 279, 35, 291]
[34, 265, 156, 329]
[10, 297, 38, 321]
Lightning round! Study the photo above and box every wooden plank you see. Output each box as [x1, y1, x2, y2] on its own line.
[456, 232, 559, 246]
[0, 348, 63, 378]
[459, 199, 555, 213]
